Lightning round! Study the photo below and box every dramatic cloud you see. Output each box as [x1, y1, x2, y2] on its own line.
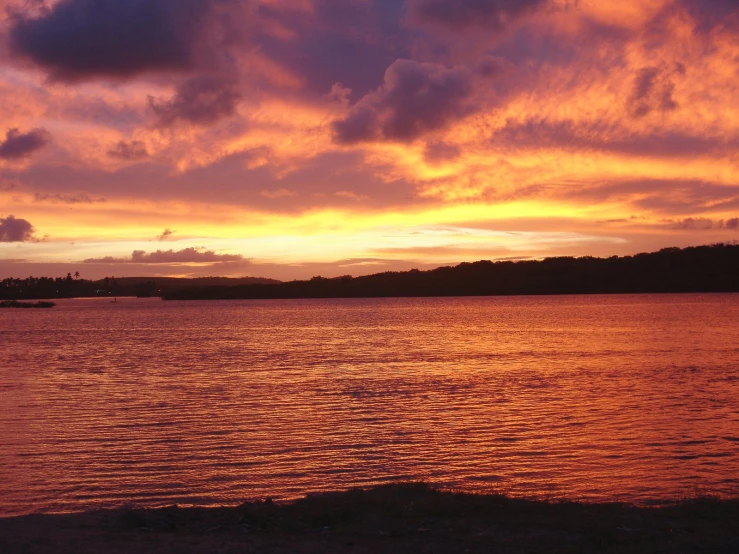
[107, 141, 149, 160]
[84, 248, 246, 264]
[407, 0, 548, 31]
[1, 0, 738, 279]
[0, 128, 51, 159]
[8, 0, 244, 81]
[149, 77, 242, 126]
[333, 60, 474, 143]
[0, 215, 36, 242]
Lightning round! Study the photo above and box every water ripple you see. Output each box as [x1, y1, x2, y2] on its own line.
[1, 294, 738, 515]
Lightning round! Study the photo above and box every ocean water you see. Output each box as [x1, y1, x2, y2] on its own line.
[1, 294, 738, 515]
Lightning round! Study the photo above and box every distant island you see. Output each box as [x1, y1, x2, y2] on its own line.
[0, 276, 279, 301]
[164, 244, 739, 300]
[0, 300, 55, 308]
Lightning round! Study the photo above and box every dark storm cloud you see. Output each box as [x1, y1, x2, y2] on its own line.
[0, 128, 51, 159]
[8, 0, 244, 81]
[333, 59, 474, 144]
[107, 140, 149, 160]
[627, 67, 678, 118]
[149, 77, 242, 126]
[727, 218, 739, 230]
[84, 247, 246, 264]
[407, 0, 548, 31]
[0, 215, 36, 242]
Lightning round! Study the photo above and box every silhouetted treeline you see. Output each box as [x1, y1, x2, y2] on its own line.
[0, 275, 279, 300]
[164, 244, 739, 300]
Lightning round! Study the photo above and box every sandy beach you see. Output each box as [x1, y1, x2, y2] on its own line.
[2, 484, 738, 553]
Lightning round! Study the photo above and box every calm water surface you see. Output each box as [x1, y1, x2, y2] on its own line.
[1, 295, 738, 515]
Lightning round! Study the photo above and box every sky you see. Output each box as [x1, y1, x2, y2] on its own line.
[0, 0, 737, 281]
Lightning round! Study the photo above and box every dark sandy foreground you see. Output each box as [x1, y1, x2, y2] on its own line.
[2, 484, 738, 553]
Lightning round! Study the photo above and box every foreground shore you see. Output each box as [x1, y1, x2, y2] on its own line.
[2, 484, 738, 553]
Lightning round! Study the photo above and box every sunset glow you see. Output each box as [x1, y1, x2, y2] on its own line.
[1, 0, 738, 280]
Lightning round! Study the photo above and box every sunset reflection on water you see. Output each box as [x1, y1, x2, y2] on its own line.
[1, 295, 738, 515]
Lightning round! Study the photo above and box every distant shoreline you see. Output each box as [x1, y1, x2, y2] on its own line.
[163, 244, 739, 301]
[1, 484, 737, 553]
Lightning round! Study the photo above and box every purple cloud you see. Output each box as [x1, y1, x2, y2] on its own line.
[407, 0, 547, 31]
[0, 128, 51, 159]
[668, 217, 739, 231]
[424, 141, 462, 163]
[255, 0, 410, 98]
[0, 215, 36, 242]
[628, 67, 678, 118]
[333, 59, 474, 144]
[671, 217, 716, 230]
[33, 193, 105, 204]
[561, 179, 739, 216]
[149, 77, 242, 126]
[490, 118, 737, 158]
[108, 140, 149, 160]
[84, 247, 245, 264]
[677, 0, 739, 29]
